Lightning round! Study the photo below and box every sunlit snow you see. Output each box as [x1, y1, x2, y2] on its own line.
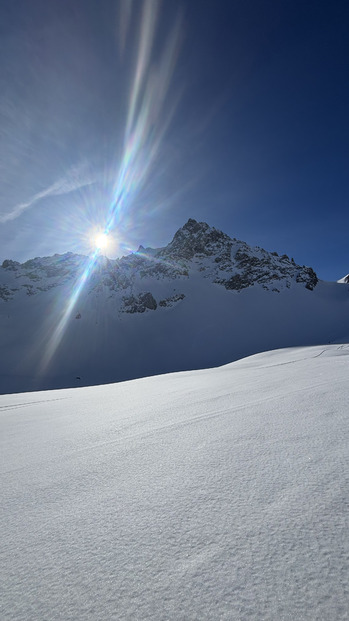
[1, 344, 348, 620]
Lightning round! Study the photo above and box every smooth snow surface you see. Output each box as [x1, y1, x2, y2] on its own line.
[1, 345, 349, 620]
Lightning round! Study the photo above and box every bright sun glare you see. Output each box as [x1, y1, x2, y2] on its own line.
[94, 233, 110, 250]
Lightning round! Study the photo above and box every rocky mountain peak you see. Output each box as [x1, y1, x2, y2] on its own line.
[0, 218, 323, 305]
[181, 218, 209, 233]
[157, 218, 232, 261]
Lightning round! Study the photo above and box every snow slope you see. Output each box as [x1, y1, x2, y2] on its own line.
[1, 219, 349, 394]
[1, 344, 349, 620]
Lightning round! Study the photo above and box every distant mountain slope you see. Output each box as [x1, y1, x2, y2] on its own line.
[0, 219, 348, 393]
[1, 344, 349, 620]
[0, 218, 318, 303]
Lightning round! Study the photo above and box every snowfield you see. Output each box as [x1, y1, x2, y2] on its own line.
[1, 344, 349, 620]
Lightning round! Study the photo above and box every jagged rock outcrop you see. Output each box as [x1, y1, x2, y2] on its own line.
[158, 218, 232, 263]
[121, 292, 157, 313]
[0, 285, 13, 301]
[159, 293, 185, 307]
[2, 259, 20, 271]
[296, 266, 318, 290]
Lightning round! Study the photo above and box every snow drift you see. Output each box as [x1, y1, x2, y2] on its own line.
[1, 344, 349, 620]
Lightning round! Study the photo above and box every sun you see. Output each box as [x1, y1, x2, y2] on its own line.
[94, 232, 110, 251]
[88, 227, 116, 255]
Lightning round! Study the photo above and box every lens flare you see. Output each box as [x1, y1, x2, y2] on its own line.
[104, 0, 183, 236]
[40, 0, 183, 375]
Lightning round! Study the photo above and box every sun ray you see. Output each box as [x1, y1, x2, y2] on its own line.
[39, 1, 182, 374]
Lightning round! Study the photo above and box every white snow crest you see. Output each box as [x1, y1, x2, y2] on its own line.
[1, 344, 349, 620]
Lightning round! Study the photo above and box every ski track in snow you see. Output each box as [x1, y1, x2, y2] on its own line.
[1, 344, 349, 620]
[0, 397, 67, 413]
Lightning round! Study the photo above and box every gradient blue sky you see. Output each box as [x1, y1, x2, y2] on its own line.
[0, 0, 348, 280]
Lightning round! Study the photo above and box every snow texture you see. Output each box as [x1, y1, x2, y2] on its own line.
[1, 344, 349, 620]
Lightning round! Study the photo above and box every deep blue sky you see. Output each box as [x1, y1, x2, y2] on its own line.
[0, 0, 348, 280]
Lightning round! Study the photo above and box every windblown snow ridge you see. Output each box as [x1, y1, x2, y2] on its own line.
[1, 344, 349, 620]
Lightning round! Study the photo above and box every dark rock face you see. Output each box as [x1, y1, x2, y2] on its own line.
[344, 275, 349, 284]
[156, 219, 319, 293]
[296, 267, 318, 291]
[0, 285, 13, 301]
[212, 236, 319, 292]
[122, 292, 157, 313]
[223, 274, 251, 291]
[158, 218, 232, 263]
[158, 293, 185, 307]
[2, 260, 20, 270]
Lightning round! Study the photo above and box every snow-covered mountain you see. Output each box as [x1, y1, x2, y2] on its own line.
[1, 343, 349, 620]
[0, 218, 348, 393]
